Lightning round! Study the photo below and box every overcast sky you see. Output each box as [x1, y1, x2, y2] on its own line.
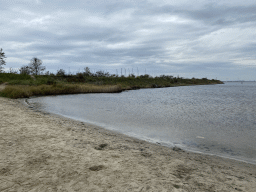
[1, 0, 256, 80]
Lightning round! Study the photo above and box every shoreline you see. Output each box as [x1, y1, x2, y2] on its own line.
[24, 92, 256, 167]
[1, 97, 256, 191]
[0, 77, 223, 99]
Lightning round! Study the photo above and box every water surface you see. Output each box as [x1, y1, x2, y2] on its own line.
[28, 82, 256, 164]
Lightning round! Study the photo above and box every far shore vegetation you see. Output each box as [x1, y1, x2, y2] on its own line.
[0, 72, 223, 99]
[0, 53, 223, 99]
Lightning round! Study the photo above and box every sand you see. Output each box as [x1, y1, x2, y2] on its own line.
[0, 83, 7, 91]
[0, 96, 255, 192]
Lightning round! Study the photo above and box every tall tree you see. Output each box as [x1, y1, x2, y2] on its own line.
[0, 48, 6, 73]
[29, 57, 45, 75]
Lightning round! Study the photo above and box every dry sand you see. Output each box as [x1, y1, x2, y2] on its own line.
[0, 96, 255, 192]
[0, 83, 7, 92]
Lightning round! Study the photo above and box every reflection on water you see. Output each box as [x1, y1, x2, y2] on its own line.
[28, 82, 256, 164]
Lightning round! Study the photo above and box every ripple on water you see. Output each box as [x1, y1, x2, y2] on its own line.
[28, 82, 256, 164]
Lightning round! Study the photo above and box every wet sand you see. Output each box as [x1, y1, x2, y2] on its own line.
[0, 97, 256, 191]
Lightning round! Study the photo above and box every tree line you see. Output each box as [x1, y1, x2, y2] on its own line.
[0, 48, 153, 78]
[0, 48, 214, 81]
[0, 48, 47, 75]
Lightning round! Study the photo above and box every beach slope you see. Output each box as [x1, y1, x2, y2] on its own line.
[0, 97, 255, 191]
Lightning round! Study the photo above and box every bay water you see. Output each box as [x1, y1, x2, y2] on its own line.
[28, 82, 256, 164]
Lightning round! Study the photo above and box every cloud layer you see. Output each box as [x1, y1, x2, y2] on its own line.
[1, 0, 256, 80]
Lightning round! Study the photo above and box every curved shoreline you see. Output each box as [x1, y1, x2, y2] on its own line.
[27, 99, 256, 166]
[1, 97, 256, 191]
[25, 90, 256, 166]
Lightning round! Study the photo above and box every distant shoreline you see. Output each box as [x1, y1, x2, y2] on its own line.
[224, 81, 256, 82]
[0, 81, 223, 99]
[0, 73, 223, 98]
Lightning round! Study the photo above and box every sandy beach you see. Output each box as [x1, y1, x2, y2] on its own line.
[0, 96, 255, 192]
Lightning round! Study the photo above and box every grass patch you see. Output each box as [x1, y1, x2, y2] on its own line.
[0, 73, 223, 99]
[0, 84, 122, 99]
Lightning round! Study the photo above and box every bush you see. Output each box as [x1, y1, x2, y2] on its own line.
[0, 73, 32, 82]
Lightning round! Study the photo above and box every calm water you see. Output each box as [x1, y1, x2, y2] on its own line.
[28, 82, 256, 164]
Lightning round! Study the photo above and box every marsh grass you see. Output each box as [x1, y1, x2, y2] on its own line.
[0, 73, 223, 99]
[0, 84, 122, 99]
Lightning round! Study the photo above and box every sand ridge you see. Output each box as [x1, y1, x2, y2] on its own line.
[0, 97, 255, 191]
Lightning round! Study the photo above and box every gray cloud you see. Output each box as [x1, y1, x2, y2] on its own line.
[1, 0, 256, 80]
[179, 4, 256, 26]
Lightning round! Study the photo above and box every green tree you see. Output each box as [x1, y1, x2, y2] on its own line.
[0, 48, 6, 73]
[29, 57, 45, 75]
[56, 69, 66, 76]
[19, 65, 31, 75]
[84, 67, 91, 76]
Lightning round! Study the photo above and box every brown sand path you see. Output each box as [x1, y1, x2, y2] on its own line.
[0, 97, 255, 191]
[0, 83, 7, 91]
